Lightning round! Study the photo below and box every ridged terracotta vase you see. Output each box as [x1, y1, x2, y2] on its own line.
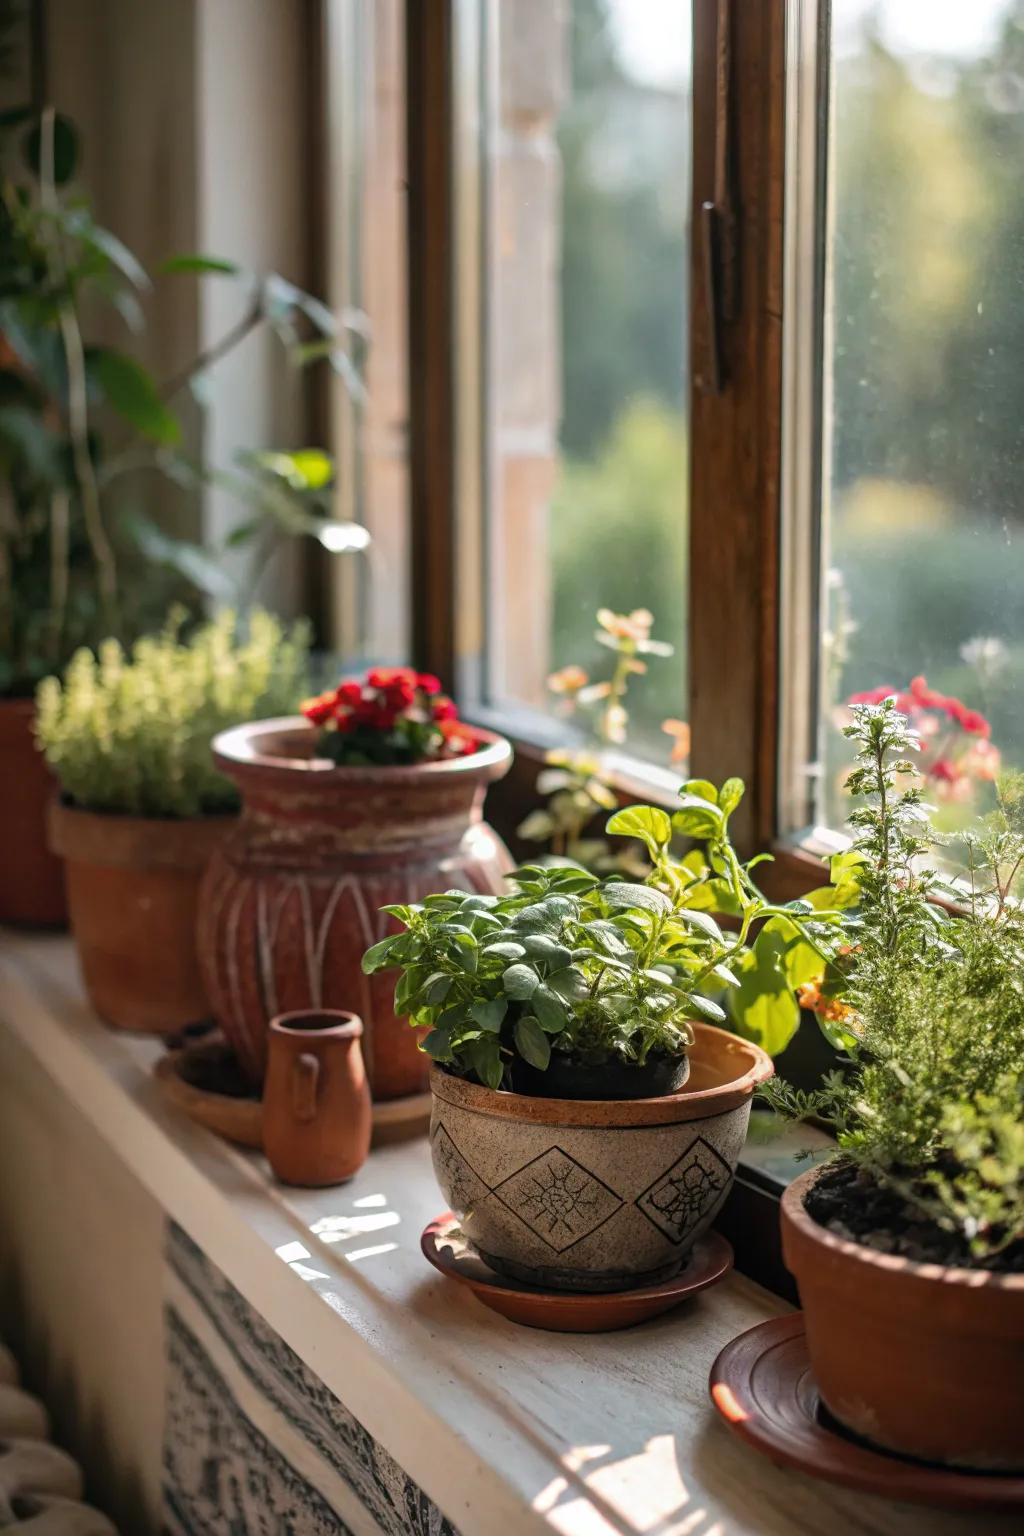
[197, 716, 514, 1098]
[430, 1023, 772, 1292]
[782, 1166, 1024, 1470]
[48, 801, 233, 1033]
[0, 699, 67, 926]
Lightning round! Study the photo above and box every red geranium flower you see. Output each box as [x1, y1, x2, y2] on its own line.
[301, 691, 336, 726]
[433, 696, 458, 722]
[337, 680, 364, 706]
[416, 672, 442, 695]
[367, 665, 417, 690]
[439, 719, 478, 755]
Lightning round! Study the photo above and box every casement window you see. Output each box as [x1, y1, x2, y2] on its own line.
[326, 0, 1021, 883]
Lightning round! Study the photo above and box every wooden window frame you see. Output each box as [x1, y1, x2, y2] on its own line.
[406, 0, 822, 899]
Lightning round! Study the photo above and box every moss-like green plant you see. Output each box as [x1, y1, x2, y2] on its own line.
[35, 607, 310, 818]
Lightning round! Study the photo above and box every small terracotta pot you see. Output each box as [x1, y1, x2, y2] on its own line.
[782, 1165, 1024, 1470]
[263, 1009, 372, 1186]
[0, 699, 67, 926]
[48, 801, 233, 1033]
[430, 1022, 772, 1292]
[197, 716, 514, 1097]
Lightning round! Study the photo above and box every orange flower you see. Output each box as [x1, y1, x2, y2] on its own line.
[661, 718, 691, 765]
[597, 607, 654, 643]
[301, 691, 336, 727]
[547, 665, 588, 695]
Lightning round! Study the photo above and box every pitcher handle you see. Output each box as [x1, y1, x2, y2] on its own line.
[291, 1052, 320, 1124]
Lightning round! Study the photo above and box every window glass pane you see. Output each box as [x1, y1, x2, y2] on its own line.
[326, 0, 410, 666]
[817, 0, 1023, 841]
[480, 0, 691, 759]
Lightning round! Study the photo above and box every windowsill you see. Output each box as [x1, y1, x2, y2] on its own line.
[0, 931, 944, 1536]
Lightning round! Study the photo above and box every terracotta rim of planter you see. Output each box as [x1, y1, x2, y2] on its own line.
[429, 1022, 773, 1126]
[782, 1165, 1024, 1319]
[48, 799, 236, 872]
[271, 1009, 364, 1039]
[211, 715, 513, 787]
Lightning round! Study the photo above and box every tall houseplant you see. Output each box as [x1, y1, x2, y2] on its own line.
[37, 609, 309, 1032]
[766, 700, 1024, 1469]
[0, 106, 365, 922]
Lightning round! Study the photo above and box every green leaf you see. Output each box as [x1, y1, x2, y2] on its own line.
[673, 908, 725, 943]
[485, 941, 526, 962]
[532, 985, 567, 1033]
[503, 964, 540, 1000]
[689, 993, 727, 1023]
[728, 935, 800, 1056]
[547, 966, 589, 1002]
[606, 804, 672, 855]
[68, 215, 151, 291]
[421, 1028, 454, 1062]
[672, 795, 723, 841]
[514, 1016, 551, 1070]
[683, 779, 719, 805]
[469, 996, 507, 1033]
[249, 447, 334, 491]
[469, 1036, 504, 1090]
[719, 778, 746, 817]
[423, 972, 453, 1006]
[602, 881, 672, 915]
[94, 350, 180, 444]
[762, 917, 825, 991]
[362, 936, 399, 974]
[160, 253, 242, 276]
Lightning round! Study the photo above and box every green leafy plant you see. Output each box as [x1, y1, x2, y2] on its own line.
[362, 861, 745, 1092]
[35, 607, 310, 818]
[0, 106, 365, 695]
[604, 780, 848, 1055]
[763, 700, 1024, 1266]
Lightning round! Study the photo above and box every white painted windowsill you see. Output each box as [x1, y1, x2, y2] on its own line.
[0, 934, 979, 1536]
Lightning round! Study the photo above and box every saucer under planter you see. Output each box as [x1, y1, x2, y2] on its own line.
[48, 801, 233, 1033]
[154, 1036, 433, 1150]
[197, 716, 513, 1098]
[0, 699, 66, 926]
[781, 1165, 1024, 1472]
[422, 1214, 733, 1331]
[429, 1022, 772, 1293]
[710, 1314, 1024, 1512]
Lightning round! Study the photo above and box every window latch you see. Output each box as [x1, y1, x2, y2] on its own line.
[699, 0, 737, 395]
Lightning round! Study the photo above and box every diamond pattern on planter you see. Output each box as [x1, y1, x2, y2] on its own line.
[492, 1147, 623, 1253]
[432, 1125, 491, 1216]
[635, 1136, 732, 1244]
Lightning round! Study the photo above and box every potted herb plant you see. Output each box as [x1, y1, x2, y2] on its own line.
[36, 608, 309, 1033]
[0, 106, 366, 925]
[196, 668, 513, 1102]
[363, 779, 841, 1293]
[766, 700, 1024, 1470]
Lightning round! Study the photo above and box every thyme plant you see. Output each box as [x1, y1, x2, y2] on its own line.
[35, 608, 309, 818]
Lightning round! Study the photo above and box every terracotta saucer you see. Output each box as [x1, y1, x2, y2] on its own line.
[709, 1314, 1024, 1512]
[421, 1214, 733, 1332]
[155, 1037, 263, 1149]
[156, 1038, 433, 1152]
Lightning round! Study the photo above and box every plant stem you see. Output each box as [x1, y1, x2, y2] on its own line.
[160, 296, 263, 403]
[48, 488, 69, 661]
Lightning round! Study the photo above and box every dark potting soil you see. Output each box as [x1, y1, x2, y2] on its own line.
[805, 1161, 1024, 1274]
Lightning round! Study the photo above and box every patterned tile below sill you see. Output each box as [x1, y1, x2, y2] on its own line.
[163, 1223, 459, 1536]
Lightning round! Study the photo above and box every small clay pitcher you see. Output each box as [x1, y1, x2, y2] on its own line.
[263, 1010, 372, 1186]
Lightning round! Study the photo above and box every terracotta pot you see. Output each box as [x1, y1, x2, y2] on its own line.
[429, 1022, 772, 1292]
[48, 802, 233, 1033]
[782, 1165, 1024, 1470]
[197, 716, 513, 1097]
[263, 1009, 372, 1186]
[0, 699, 67, 926]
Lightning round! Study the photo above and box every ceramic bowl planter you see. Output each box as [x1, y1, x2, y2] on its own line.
[197, 716, 513, 1098]
[782, 1166, 1024, 1471]
[0, 699, 67, 926]
[430, 1023, 772, 1292]
[48, 802, 233, 1033]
